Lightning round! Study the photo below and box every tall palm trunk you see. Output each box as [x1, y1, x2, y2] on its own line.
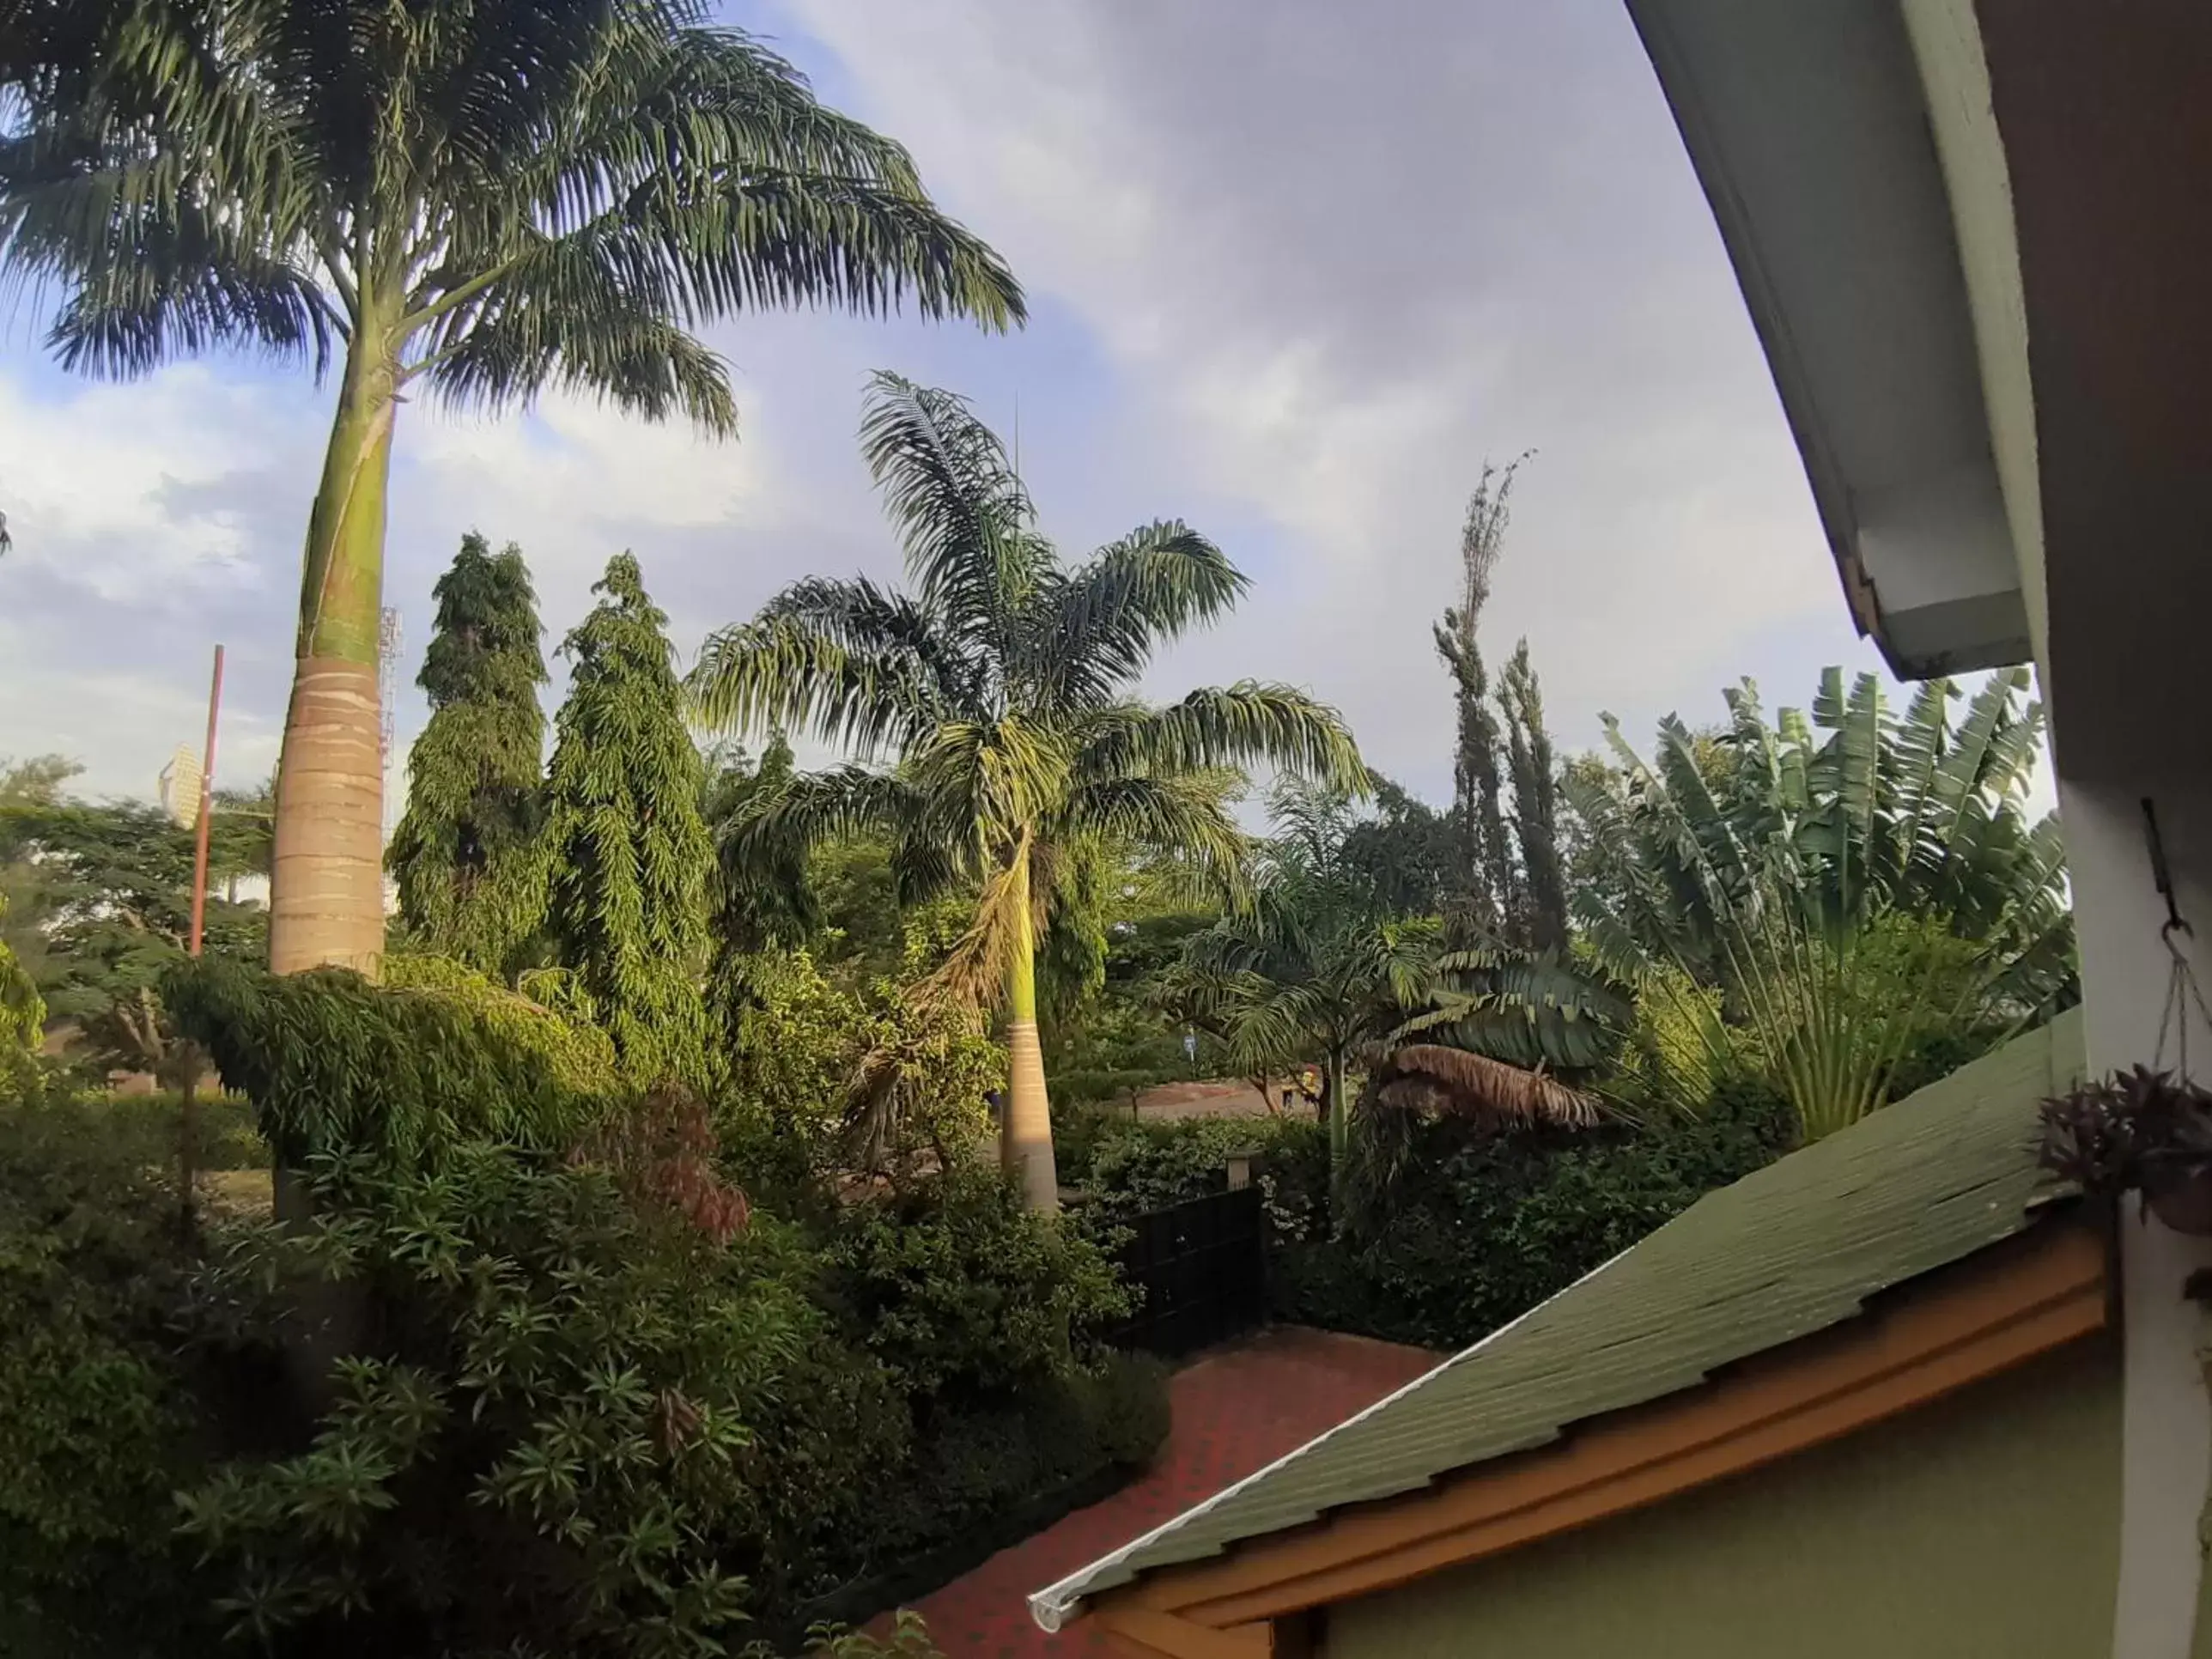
[1001, 854, 1060, 1213]
[269, 311, 399, 976]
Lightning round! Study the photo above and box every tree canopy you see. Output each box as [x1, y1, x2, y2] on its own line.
[387, 532, 550, 976]
[0, 799, 264, 1082]
[543, 552, 712, 1088]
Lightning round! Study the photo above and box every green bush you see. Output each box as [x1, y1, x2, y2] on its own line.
[3, 973, 1166, 1656]
[53, 1089, 268, 1173]
[174, 1135, 887, 1658]
[0, 1101, 212, 1656]
[823, 1164, 1133, 1400]
[1056, 1109, 1331, 1235]
[784, 1169, 1170, 1630]
[1271, 1077, 1794, 1351]
[167, 959, 594, 1170]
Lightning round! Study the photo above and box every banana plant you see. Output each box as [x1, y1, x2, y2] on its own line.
[1567, 665, 2077, 1139]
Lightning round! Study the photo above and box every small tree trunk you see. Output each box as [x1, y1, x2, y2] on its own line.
[1324, 1055, 1348, 1165]
[1001, 856, 1060, 1214]
[269, 323, 399, 978]
[177, 1069, 198, 1235]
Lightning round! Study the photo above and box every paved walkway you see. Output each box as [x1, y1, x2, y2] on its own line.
[890, 1327, 1437, 1656]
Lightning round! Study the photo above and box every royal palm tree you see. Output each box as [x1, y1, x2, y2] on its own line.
[691, 373, 1364, 1210]
[1, 0, 1023, 976]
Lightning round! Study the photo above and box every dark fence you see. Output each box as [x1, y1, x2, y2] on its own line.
[1105, 1184, 1267, 1358]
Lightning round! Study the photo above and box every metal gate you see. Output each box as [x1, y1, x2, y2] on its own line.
[1105, 1185, 1267, 1358]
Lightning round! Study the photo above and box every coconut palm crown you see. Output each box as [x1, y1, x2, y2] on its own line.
[690, 372, 1364, 1209]
[0, 0, 1024, 979]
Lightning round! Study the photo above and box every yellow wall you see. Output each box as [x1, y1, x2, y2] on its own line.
[1327, 1337, 2121, 1659]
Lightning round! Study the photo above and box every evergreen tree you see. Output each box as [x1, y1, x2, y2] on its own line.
[701, 732, 817, 957]
[1499, 639, 1569, 951]
[1433, 459, 1526, 939]
[543, 554, 712, 1086]
[387, 534, 549, 976]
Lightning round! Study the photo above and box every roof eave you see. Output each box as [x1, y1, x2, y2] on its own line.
[1625, 0, 2033, 680]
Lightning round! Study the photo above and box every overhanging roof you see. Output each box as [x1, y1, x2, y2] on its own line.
[1623, 0, 2032, 679]
[1033, 1009, 2086, 1632]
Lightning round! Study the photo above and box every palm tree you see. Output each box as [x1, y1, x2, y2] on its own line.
[1566, 666, 2076, 1137]
[1, 0, 1023, 978]
[690, 373, 1364, 1210]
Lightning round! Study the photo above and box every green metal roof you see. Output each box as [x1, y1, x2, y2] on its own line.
[1032, 1010, 2086, 1630]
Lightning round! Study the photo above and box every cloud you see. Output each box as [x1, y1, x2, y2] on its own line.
[774, 0, 1881, 793]
[3, 0, 1911, 825]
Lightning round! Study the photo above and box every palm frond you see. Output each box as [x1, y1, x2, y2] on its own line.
[720, 763, 917, 874]
[1055, 773, 1252, 908]
[912, 830, 1036, 1017]
[4, 3, 1023, 418]
[1026, 521, 1247, 712]
[687, 611, 946, 757]
[858, 369, 1041, 661]
[1079, 683, 1365, 794]
[1372, 1043, 1601, 1128]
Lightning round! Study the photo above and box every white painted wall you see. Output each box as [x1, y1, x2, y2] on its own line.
[2058, 777, 2212, 1659]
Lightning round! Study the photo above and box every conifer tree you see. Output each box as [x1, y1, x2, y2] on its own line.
[1434, 460, 1525, 939]
[387, 533, 550, 977]
[1499, 639, 1569, 951]
[543, 553, 712, 1086]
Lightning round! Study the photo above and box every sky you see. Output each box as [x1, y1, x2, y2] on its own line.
[0, 0, 1912, 822]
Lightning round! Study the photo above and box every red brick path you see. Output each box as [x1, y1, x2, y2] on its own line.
[890, 1327, 1437, 1656]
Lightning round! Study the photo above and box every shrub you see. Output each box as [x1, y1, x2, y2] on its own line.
[823, 1164, 1132, 1401]
[174, 1135, 885, 1658]
[167, 960, 593, 1170]
[1271, 1076, 1794, 1351]
[384, 951, 621, 1093]
[0, 1101, 211, 1655]
[715, 948, 1000, 1182]
[1057, 1110, 1331, 1236]
[785, 1170, 1170, 1630]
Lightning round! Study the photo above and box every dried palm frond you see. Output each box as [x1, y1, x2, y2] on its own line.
[1372, 1043, 1601, 1128]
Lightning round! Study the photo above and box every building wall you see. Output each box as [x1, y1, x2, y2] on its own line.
[1327, 1335, 2121, 1659]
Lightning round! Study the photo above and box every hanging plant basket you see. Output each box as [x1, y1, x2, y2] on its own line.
[2040, 1066, 2212, 1232]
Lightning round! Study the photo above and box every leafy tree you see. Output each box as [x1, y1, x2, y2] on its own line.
[1498, 639, 1568, 951]
[1340, 778, 1457, 918]
[1565, 665, 2076, 1137]
[386, 532, 550, 976]
[0, 754, 79, 807]
[0, 893, 40, 1087]
[1, 0, 1024, 979]
[691, 373, 1363, 1210]
[0, 801, 263, 1083]
[544, 553, 713, 1087]
[702, 732, 818, 960]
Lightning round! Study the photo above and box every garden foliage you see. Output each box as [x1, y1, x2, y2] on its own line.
[544, 554, 715, 1090]
[386, 533, 552, 979]
[3, 959, 1164, 1656]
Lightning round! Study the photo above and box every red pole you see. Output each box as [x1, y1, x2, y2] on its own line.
[179, 644, 225, 1233]
[188, 644, 225, 957]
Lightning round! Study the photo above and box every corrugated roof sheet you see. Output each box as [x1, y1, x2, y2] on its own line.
[1034, 1009, 2085, 1625]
